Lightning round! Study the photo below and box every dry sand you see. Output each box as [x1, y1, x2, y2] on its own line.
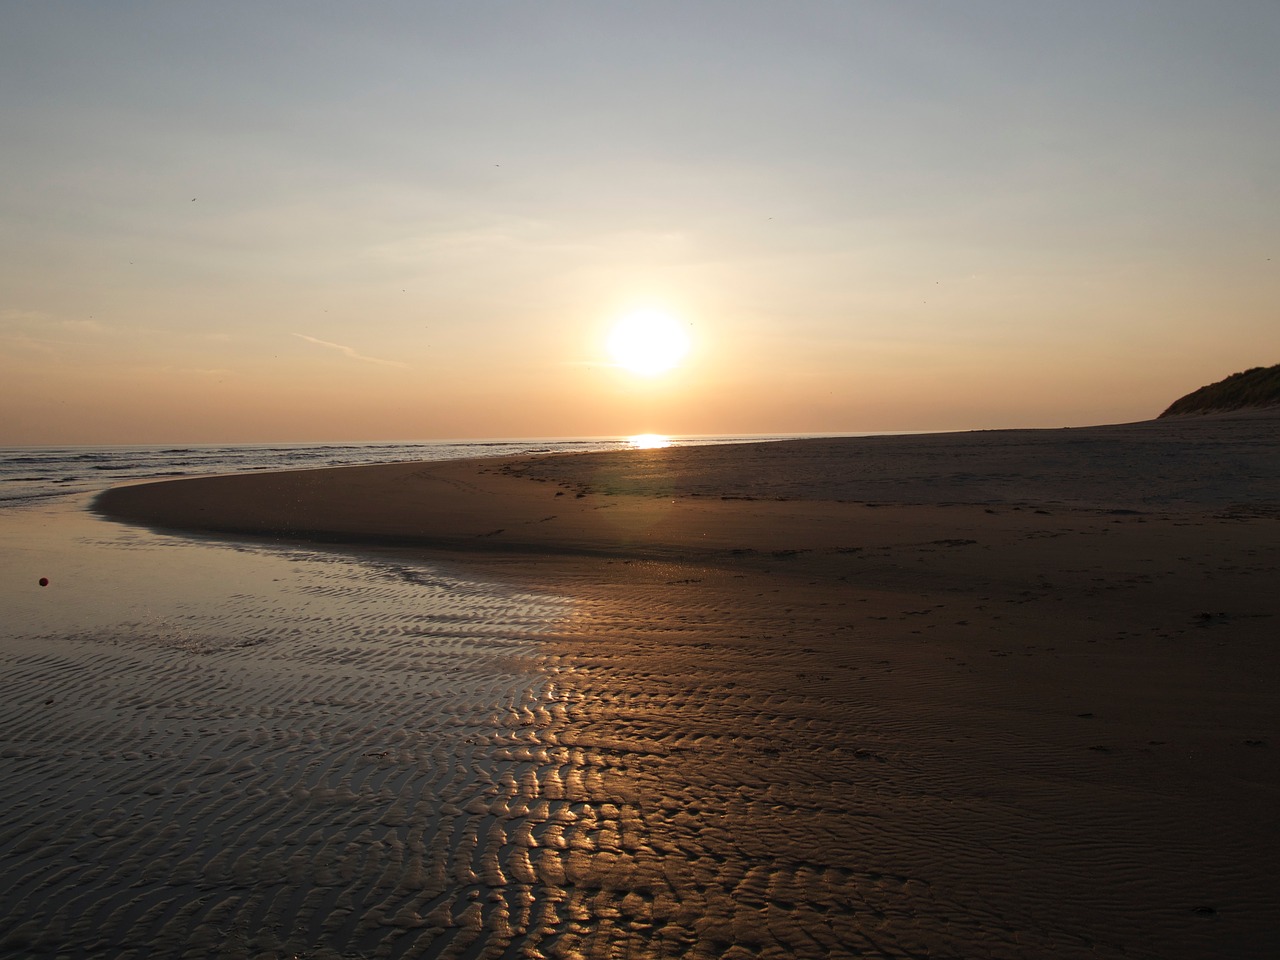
[10, 412, 1279, 958]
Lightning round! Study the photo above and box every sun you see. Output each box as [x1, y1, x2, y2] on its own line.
[606, 309, 690, 376]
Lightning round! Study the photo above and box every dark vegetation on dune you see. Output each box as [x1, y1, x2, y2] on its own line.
[1159, 363, 1280, 417]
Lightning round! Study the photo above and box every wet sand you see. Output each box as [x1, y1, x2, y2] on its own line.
[8, 413, 1279, 958]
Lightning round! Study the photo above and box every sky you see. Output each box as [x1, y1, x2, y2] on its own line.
[2, 1, 1278, 445]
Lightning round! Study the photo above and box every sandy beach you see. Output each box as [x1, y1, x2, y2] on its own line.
[6, 413, 1277, 958]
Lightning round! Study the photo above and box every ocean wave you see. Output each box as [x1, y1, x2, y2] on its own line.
[0, 490, 65, 505]
[1, 437, 689, 511]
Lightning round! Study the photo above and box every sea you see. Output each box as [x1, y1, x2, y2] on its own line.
[0, 433, 810, 510]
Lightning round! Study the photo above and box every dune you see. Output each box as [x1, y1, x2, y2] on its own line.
[1160, 363, 1280, 417]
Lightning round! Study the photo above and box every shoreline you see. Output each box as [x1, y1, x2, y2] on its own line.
[93, 412, 1280, 580]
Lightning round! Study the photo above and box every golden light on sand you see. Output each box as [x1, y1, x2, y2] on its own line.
[606, 309, 690, 376]
[627, 433, 671, 449]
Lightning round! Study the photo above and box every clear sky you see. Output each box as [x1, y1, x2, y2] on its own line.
[3, 1, 1278, 444]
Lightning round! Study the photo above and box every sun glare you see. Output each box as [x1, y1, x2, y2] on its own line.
[606, 309, 690, 376]
[628, 433, 671, 449]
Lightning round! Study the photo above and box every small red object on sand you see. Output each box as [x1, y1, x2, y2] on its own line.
[39, 577, 49, 587]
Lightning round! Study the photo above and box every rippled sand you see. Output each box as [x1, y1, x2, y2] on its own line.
[7, 417, 1280, 958]
[3, 504, 582, 958]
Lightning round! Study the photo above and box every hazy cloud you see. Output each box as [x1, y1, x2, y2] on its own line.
[293, 334, 407, 368]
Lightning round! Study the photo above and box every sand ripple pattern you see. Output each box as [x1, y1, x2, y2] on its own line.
[1, 552, 577, 960]
[3, 550, 1277, 958]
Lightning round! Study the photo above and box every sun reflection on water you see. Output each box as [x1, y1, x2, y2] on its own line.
[627, 433, 671, 450]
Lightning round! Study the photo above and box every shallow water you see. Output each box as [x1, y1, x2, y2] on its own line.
[1, 500, 581, 959]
